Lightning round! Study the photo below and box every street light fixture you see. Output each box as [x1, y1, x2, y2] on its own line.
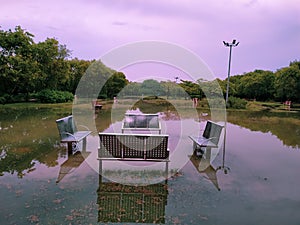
[217, 39, 239, 174]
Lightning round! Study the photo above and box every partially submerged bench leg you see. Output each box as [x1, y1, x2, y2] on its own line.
[203, 147, 212, 160]
[67, 142, 73, 155]
[193, 142, 205, 157]
[165, 161, 169, 179]
[98, 159, 103, 176]
[82, 138, 87, 152]
[65, 137, 88, 155]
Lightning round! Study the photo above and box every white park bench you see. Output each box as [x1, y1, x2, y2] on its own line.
[189, 120, 224, 156]
[56, 115, 91, 154]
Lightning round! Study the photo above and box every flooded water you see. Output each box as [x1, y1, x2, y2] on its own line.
[1, 103, 300, 225]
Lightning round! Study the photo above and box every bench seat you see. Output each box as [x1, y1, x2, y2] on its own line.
[189, 136, 218, 148]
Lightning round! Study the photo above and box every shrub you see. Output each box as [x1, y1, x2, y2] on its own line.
[0, 94, 12, 104]
[37, 89, 74, 103]
[0, 96, 6, 104]
[227, 96, 247, 109]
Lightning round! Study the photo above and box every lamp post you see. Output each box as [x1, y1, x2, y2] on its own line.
[217, 39, 239, 174]
[223, 39, 239, 105]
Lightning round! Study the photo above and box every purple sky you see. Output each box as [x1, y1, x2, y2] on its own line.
[1, 0, 299, 80]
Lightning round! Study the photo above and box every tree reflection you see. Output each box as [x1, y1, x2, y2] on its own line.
[0, 106, 69, 178]
[227, 111, 300, 148]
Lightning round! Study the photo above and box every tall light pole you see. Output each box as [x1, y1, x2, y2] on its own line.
[223, 39, 239, 105]
[218, 39, 239, 174]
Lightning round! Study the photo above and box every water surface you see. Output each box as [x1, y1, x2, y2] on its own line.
[1, 104, 300, 224]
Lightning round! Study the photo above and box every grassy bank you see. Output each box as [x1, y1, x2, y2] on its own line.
[246, 101, 300, 112]
[1, 99, 299, 114]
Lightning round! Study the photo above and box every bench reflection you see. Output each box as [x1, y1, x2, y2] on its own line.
[56, 151, 90, 183]
[97, 173, 168, 223]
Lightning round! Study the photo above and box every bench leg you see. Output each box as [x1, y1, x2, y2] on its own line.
[193, 142, 204, 157]
[67, 142, 73, 155]
[98, 159, 103, 176]
[204, 147, 212, 160]
[82, 138, 87, 152]
[165, 161, 169, 180]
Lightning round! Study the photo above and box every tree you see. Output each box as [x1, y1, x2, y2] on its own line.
[121, 82, 142, 97]
[67, 58, 91, 93]
[140, 79, 163, 96]
[0, 26, 37, 99]
[33, 38, 71, 91]
[198, 79, 223, 99]
[179, 80, 203, 99]
[236, 70, 275, 101]
[102, 72, 128, 98]
[274, 65, 300, 102]
[0, 26, 73, 101]
[76, 60, 115, 99]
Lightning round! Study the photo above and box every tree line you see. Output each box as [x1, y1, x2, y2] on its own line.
[217, 62, 300, 103]
[1, 26, 299, 104]
[114, 62, 300, 104]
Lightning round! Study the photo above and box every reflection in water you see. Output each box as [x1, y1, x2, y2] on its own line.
[56, 150, 91, 183]
[189, 151, 220, 191]
[98, 147, 169, 223]
[97, 174, 168, 223]
[0, 106, 69, 177]
[1, 104, 300, 224]
[228, 111, 300, 148]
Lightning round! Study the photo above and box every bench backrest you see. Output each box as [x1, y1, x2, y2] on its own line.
[56, 115, 77, 139]
[99, 133, 169, 159]
[202, 121, 223, 145]
[122, 114, 160, 129]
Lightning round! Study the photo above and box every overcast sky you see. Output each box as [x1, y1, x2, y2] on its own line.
[1, 0, 299, 80]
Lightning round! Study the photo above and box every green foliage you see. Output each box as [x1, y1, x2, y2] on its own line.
[67, 58, 92, 93]
[121, 82, 142, 97]
[274, 65, 300, 102]
[140, 79, 163, 96]
[227, 96, 247, 109]
[75, 60, 115, 99]
[180, 80, 203, 99]
[199, 79, 222, 99]
[222, 64, 300, 103]
[101, 72, 128, 98]
[36, 89, 73, 103]
[235, 70, 275, 101]
[33, 38, 71, 91]
[0, 94, 12, 104]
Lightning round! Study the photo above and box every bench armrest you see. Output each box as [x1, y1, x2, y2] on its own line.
[77, 124, 90, 131]
[61, 132, 76, 140]
[207, 137, 217, 141]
